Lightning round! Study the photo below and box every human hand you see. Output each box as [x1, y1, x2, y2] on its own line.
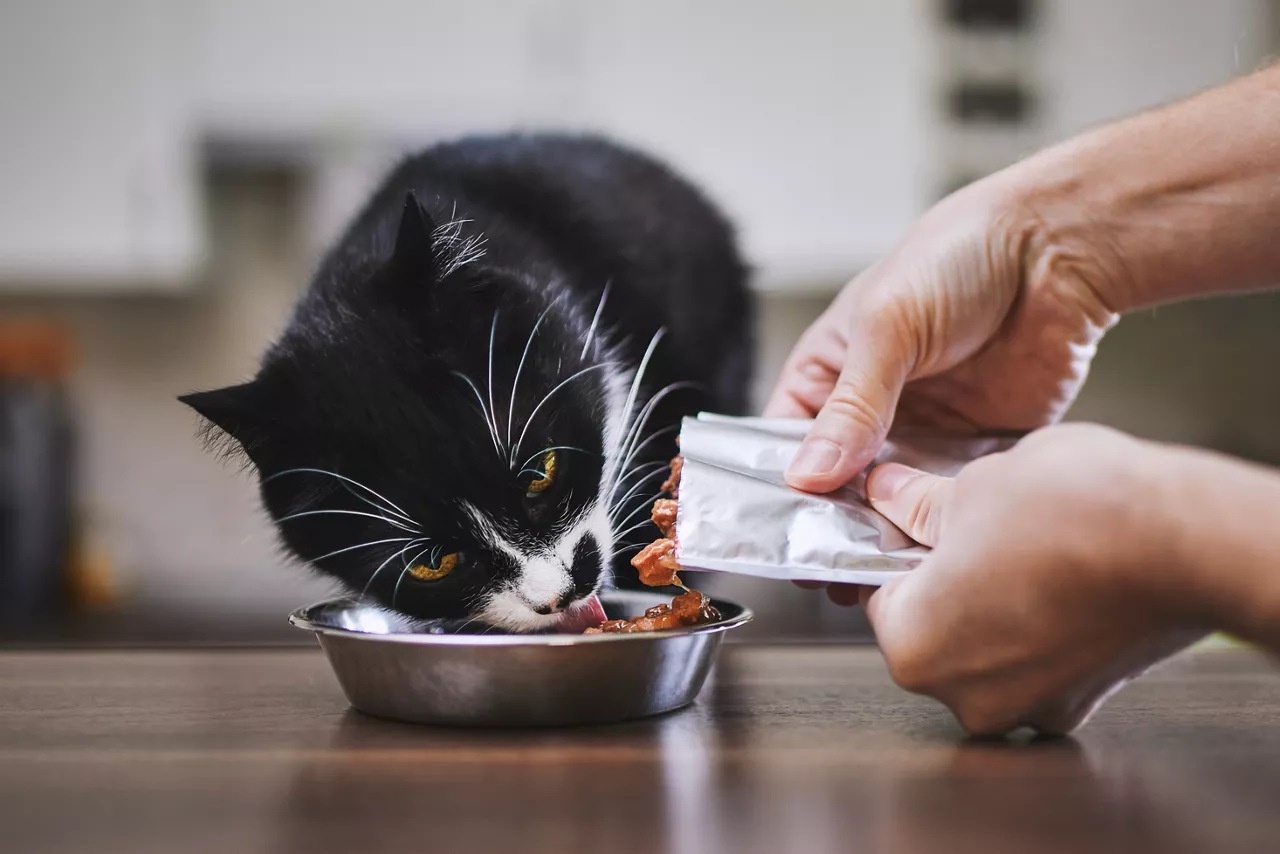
[765, 175, 1121, 493]
[859, 424, 1207, 736]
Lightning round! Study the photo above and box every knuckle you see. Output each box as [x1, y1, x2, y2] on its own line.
[954, 698, 1020, 737]
[822, 386, 889, 438]
[882, 647, 935, 695]
[901, 487, 938, 543]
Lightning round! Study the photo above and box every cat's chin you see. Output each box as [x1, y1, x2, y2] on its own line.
[478, 592, 607, 634]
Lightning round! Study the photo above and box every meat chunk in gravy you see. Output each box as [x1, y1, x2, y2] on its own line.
[583, 590, 720, 634]
[584, 455, 720, 634]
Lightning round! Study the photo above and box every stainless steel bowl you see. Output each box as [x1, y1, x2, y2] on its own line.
[289, 590, 752, 727]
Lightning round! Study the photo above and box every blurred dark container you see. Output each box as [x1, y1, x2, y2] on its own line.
[0, 323, 75, 620]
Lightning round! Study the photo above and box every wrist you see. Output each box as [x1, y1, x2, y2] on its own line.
[990, 139, 1135, 319]
[1158, 446, 1280, 648]
[993, 67, 1280, 315]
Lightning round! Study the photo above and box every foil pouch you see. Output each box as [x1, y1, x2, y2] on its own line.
[674, 414, 1019, 586]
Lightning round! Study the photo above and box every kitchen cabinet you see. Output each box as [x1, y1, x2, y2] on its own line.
[0, 0, 1271, 293]
[0, 1, 201, 289]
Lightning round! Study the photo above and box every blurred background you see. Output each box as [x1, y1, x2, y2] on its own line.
[2, 0, 1278, 644]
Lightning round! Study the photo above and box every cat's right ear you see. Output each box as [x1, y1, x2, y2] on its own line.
[178, 381, 281, 468]
[390, 191, 437, 282]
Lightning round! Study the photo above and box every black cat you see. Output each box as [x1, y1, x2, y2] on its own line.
[181, 134, 752, 631]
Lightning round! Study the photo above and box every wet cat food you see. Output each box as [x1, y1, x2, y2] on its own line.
[584, 455, 720, 634]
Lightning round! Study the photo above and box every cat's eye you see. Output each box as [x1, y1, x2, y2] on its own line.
[408, 551, 458, 582]
[524, 450, 558, 497]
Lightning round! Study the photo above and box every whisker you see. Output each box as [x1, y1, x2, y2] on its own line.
[392, 542, 436, 608]
[341, 481, 416, 526]
[487, 309, 501, 455]
[609, 459, 668, 499]
[362, 538, 429, 599]
[612, 487, 665, 530]
[610, 425, 680, 497]
[511, 363, 611, 469]
[452, 370, 504, 457]
[275, 508, 420, 533]
[612, 518, 659, 542]
[581, 280, 612, 360]
[453, 615, 485, 635]
[517, 445, 590, 472]
[613, 382, 700, 485]
[609, 467, 669, 522]
[507, 301, 556, 450]
[605, 328, 665, 487]
[308, 536, 418, 566]
[264, 468, 415, 523]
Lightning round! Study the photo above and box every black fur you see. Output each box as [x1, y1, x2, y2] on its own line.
[181, 134, 752, 628]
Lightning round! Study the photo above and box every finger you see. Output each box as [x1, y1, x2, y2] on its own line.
[858, 584, 877, 610]
[784, 311, 913, 494]
[764, 322, 844, 418]
[865, 463, 954, 547]
[826, 583, 863, 607]
[764, 392, 817, 419]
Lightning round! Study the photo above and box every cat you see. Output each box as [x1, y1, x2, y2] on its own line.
[180, 134, 752, 632]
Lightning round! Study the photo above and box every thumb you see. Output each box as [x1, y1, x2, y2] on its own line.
[865, 463, 953, 547]
[784, 321, 912, 493]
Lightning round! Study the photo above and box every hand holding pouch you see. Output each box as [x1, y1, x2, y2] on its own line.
[673, 414, 1018, 586]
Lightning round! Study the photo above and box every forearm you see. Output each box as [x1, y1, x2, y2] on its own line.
[1010, 65, 1280, 313]
[1157, 445, 1280, 653]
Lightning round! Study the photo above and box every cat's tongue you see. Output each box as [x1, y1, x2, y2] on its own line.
[552, 595, 608, 634]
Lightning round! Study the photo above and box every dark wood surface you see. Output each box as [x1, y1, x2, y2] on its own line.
[2, 646, 1278, 854]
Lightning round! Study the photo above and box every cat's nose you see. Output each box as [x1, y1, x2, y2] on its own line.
[534, 593, 573, 615]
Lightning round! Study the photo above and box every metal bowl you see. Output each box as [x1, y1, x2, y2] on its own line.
[289, 590, 753, 727]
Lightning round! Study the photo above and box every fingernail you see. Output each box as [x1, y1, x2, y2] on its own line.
[867, 465, 920, 504]
[789, 439, 841, 479]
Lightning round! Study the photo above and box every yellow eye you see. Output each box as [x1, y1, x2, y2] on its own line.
[408, 551, 458, 581]
[525, 450, 557, 495]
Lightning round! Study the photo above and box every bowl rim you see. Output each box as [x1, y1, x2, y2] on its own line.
[288, 591, 753, 647]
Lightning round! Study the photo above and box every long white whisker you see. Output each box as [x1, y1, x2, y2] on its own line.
[487, 309, 501, 454]
[613, 494, 661, 532]
[611, 383, 699, 492]
[609, 468, 669, 522]
[452, 370, 504, 457]
[581, 280, 612, 360]
[362, 538, 428, 599]
[518, 445, 590, 472]
[392, 542, 436, 608]
[611, 424, 682, 497]
[613, 518, 660, 542]
[276, 509, 419, 534]
[507, 302, 556, 450]
[340, 482, 417, 526]
[264, 468, 415, 523]
[307, 536, 417, 566]
[511, 363, 611, 470]
[606, 328, 665, 486]
[609, 459, 669, 502]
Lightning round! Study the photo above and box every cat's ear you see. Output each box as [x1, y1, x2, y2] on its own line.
[179, 380, 281, 467]
[391, 191, 436, 281]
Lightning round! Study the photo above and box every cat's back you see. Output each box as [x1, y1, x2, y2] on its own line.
[369, 134, 739, 276]
[315, 133, 752, 413]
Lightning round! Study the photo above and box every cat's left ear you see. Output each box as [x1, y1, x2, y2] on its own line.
[178, 380, 282, 468]
[390, 191, 437, 282]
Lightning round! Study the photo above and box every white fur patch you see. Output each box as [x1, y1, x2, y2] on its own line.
[463, 320, 630, 633]
[464, 498, 614, 631]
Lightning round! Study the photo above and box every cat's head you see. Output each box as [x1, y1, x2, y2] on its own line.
[181, 194, 632, 631]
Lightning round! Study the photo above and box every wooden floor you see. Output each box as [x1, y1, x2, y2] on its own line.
[1, 646, 1278, 854]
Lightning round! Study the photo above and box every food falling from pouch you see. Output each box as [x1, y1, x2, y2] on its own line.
[586, 455, 721, 634]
